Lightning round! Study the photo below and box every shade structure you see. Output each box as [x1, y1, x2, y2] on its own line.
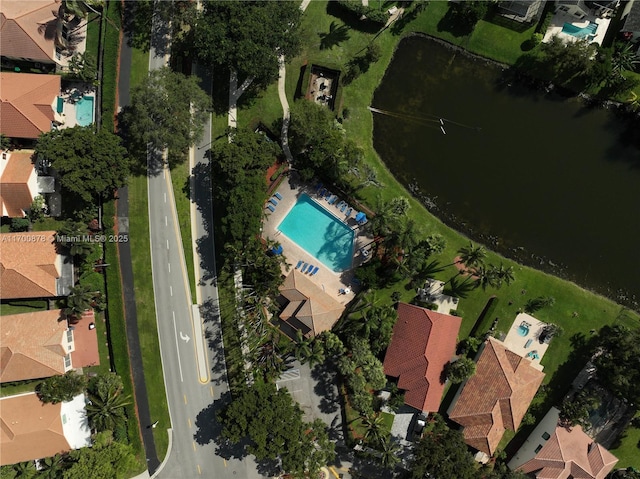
[355, 212, 365, 222]
[271, 244, 283, 255]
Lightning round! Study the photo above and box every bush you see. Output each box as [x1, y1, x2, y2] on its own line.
[469, 296, 499, 338]
[270, 164, 287, 182]
[9, 217, 30, 232]
[445, 357, 476, 384]
[37, 371, 87, 404]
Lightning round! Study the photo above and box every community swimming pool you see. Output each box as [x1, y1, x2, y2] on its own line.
[75, 96, 94, 127]
[278, 194, 354, 272]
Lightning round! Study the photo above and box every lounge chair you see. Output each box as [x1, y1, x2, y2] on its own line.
[340, 203, 347, 213]
[318, 188, 326, 197]
[267, 204, 275, 213]
[295, 260, 303, 269]
[325, 190, 333, 199]
[274, 192, 283, 200]
[301, 263, 309, 273]
[307, 264, 315, 274]
[269, 198, 278, 206]
[336, 200, 345, 209]
[311, 266, 319, 275]
[328, 196, 338, 205]
[345, 207, 352, 218]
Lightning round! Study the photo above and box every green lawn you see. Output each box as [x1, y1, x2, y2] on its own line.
[610, 412, 640, 468]
[0, 300, 48, 316]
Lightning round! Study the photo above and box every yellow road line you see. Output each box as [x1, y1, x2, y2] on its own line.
[197, 465, 201, 475]
[192, 441, 196, 452]
[210, 386, 214, 397]
[188, 418, 192, 428]
[224, 459, 227, 467]
[184, 394, 187, 404]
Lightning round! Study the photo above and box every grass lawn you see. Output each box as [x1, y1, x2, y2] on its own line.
[169, 161, 197, 303]
[610, 412, 640, 468]
[0, 300, 48, 316]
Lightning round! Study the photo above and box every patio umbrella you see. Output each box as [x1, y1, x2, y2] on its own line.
[355, 212, 365, 222]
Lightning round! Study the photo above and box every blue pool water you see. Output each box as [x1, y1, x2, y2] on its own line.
[278, 194, 354, 272]
[75, 96, 94, 127]
[561, 22, 598, 39]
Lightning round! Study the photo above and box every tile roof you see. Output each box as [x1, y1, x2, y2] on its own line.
[383, 302, 462, 412]
[0, 309, 70, 382]
[448, 337, 545, 455]
[0, 230, 61, 299]
[0, 1, 61, 64]
[517, 426, 618, 479]
[0, 392, 71, 466]
[279, 269, 345, 337]
[622, 0, 640, 32]
[0, 72, 60, 139]
[0, 150, 36, 217]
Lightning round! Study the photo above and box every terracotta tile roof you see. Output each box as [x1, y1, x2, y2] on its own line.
[517, 426, 618, 479]
[0, 309, 71, 382]
[0, 230, 61, 299]
[278, 270, 345, 337]
[69, 309, 100, 368]
[0, 72, 60, 139]
[0, 392, 71, 466]
[0, 150, 36, 217]
[383, 302, 462, 412]
[0, 1, 61, 64]
[448, 337, 545, 455]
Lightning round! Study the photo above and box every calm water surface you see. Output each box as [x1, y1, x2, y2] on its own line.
[372, 36, 640, 305]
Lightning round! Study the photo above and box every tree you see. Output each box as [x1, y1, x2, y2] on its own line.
[559, 389, 598, 427]
[410, 415, 477, 479]
[612, 42, 640, 76]
[56, 220, 98, 259]
[0, 133, 11, 150]
[37, 371, 87, 404]
[192, 2, 302, 89]
[120, 67, 211, 168]
[539, 36, 595, 86]
[444, 357, 476, 384]
[361, 413, 386, 446]
[319, 21, 350, 50]
[457, 241, 487, 270]
[64, 284, 95, 321]
[593, 324, 640, 404]
[9, 217, 30, 232]
[86, 373, 131, 433]
[473, 264, 499, 290]
[35, 126, 129, 204]
[28, 195, 46, 223]
[63, 431, 138, 479]
[38, 455, 69, 479]
[379, 436, 402, 470]
[67, 52, 97, 83]
[538, 322, 563, 342]
[0, 461, 37, 479]
[218, 382, 334, 477]
[491, 263, 516, 288]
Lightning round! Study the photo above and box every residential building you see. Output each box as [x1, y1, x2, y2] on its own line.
[0, 231, 74, 300]
[508, 408, 618, 478]
[0, 392, 91, 466]
[277, 269, 345, 338]
[448, 337, 546, 456]
[557, 0, 592, 19]
[0, 150, 38, 217]
[0, 309, 99, 383]
[0, 72, 62, 140]
[383, 302, 462, 413]
[0, 0, 87, 69]
[498, 0, 546, 24]
[621, 0, 640, 42]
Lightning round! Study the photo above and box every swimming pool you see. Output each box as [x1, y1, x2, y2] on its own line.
[278, 194, 354, 272]
[75, 96, 94, 127]
[561, 22, 598, 39]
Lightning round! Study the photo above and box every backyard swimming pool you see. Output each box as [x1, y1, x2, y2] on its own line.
[561, 22, 598, 39]
[278, 194, 354, 272]
[75, 96, 94, 127]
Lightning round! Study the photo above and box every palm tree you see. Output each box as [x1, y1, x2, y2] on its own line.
[361, 413, 386, 446]
[11, 461, 37, 478]
[457, 241, 487, 270]
[37, 455, 67, 479]
[473, 264, 499, 290]
[379, 436, 402, 470]
[444, 275, 475, 299]
[305, 340, 326, 367]
[490, 263, 515, 289]
[293, 329, 312, 363]
[64, 284, 94, 322]
[319, 21, 351, 50]
[86, 386, 131, 432]
[612, 42, 640, 75]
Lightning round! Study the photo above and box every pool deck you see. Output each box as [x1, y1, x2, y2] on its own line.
[502, 312, 549, 371]
[60, 91, 96, 129]
[262, 174, 374, 306]
[543, 12, 611, 46]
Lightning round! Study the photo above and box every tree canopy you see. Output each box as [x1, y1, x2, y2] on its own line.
[218, 381, 334, 478]
[35, 126, 129, 204]
[409, 415, 477, 479]
[593, 324, 640, 404]
[209, 130, 279, 247]
[192, 1, 302, 89]
[445, 356, 476, 384]
[37, 371, 88, 404]
[119, 67, 211, 169]
[62, 431, 138, 479]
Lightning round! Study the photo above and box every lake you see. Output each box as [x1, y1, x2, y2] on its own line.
[372, 35, 640, 308]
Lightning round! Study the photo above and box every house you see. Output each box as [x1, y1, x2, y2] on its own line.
[277, 269, 345, 338]
[448, 337, 545, 456]
[557, 0, 592, 19]
[621, 0, 640, 42]
[508, 408, 618, 478]
[0, 392, 91, 466]
[0, 309, 99, 383]
[0, 150, 38, 217]
[0, 231, 74, 300]
[383, 302, 462, 413]
[0, 0, 85, 68]
[498, 0, 546, 24]
[0, 72, 63, 140]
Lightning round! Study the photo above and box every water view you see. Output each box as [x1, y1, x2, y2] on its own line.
[372, 36, 640, 306]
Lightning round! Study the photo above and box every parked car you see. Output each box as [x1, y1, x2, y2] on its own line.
[412, 412, 428, 441]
